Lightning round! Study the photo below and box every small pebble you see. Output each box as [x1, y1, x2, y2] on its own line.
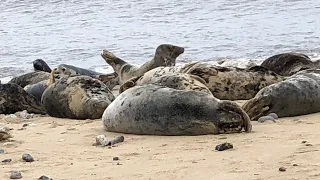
[301, 141, 307, 144]
[113, 157, 119, 161]
[22, 153, 34, 162]
[1, 158, 12, 163]
[305, 144, 313, 146]
[268, 113, 278, 119]
[22, 124, 29, 127]
[215, 142, 233, 151]
[293, 164, 298, 166]
[0, 149, 5, 153]
[258, 116, 275, 123]
[38, 175, 52, 180]
[95, 135, 109, 146]
[10, 171, 22, 179]
[116, 162, 122, 165]
[279, 167, 286, 172]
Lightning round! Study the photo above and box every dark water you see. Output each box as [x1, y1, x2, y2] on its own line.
[1, 0, 320, 82]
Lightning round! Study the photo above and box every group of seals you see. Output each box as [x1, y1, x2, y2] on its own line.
[103, 84, 251, 135]
[243, 69, 320, 120]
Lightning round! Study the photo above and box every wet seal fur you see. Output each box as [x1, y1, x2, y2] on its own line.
[180, 62, 285, 100]
[101, 44, 185, 84]
[0, 83, 46, 114]
[33, 59, 52, 73]
[41, 75, 115, 119]
[242, 69, 320, 120]
[102, 84, 252, 135]
[119, 66, 211, 95]
[260, 52, 314, 76]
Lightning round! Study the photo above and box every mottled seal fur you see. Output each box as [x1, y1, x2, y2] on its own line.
[260, 52, 314, 76]
[0, 83, 46, 114]
[33, 59, 52, 73]
[180, 62, 285, 100]
[119, 66, 210, 94]
[242, 69, 320, 120]
[8, 71, 61, 88]
[41, 75, 115, 119]
[24, 68, 57, 101]
[102, 84, 251, 135]
[101, 44, 184, 84]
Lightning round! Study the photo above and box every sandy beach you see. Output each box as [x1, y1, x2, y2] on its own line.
[1, 98, 320, 180]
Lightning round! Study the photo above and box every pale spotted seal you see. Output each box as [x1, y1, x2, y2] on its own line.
[101, 44, 184, 84]
[102, 84, 252, 135]
[33, 59, 52, 73]
[260, 52, 314, 76]
[180, 62, 285, 100]
[242, 69, 320, 120]
[0, 83, 46, 114]
[41, 75, 115, 119]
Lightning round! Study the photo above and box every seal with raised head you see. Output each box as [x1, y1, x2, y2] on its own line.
[180, 62, 285, 100]
[260, 52, 314, 76]
[102, 84, 251, 135]
[24, 68, 58, 101]
[0, 83, 46, 114]
[119, 67, 211, 95]
[101, 44, 185, 84]
[242, 69, 320, 120]
[33, 59, 52, 73]
[41, 75, 115, 119]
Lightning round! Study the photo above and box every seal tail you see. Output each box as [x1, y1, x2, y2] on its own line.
[219, 100, 252, 133]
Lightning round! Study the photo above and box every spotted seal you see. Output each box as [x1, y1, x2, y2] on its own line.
[102, 84, 252, 135]
[101, 44, 185, 84]
[33, 59, 52, 73]
[242, 69, 320, 120]
[41, 75, 115, 119]
[0, 83, 46, 114]
[180, 62, 285, 100]
[8, 71, 60, 88]
[260, 52, 314, 76]
[119, 66, 210, 94]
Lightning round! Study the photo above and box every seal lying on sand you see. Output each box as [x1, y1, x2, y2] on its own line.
[41, 75, 115, 119]
[8, 71, 60, 88]
[180, 62, 285, 100]
[119, 67, 211, 95]
[0, 83, 46, 114]
[33, 59, 52, 73]
[55, 64, 119, 90]
[102, 84, 251, 135]
[242, 69, 320, 120]
[101, 44, 184, 84]
[260, 52, 314, 76]
[24, 68, 57, 101]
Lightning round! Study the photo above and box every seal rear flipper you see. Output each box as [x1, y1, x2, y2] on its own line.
[242, 95, 271, 121]
[218, 100, 252, 133]
[119, 76, 141, 94]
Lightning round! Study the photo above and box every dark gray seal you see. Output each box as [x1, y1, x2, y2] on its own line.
[0, 83, 46, 114]
[33, 59, 52, 73]
[260, 52, 314, 76]
[41, 75, 115, 119]
[180, 62, 285, 100]
[242, 69, 320, 120]
[101, 44, 185, 84]
[102, 84, 252, 135]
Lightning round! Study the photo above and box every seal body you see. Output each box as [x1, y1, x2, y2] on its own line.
[33, 59, 52, 73]
[102, 84, 251, 135]
[181, 62, 285, 100]
[260, 52, 314, 76]
[56, 64, 103, 76]
[101, 44, 185, 84]
[42, 75, 115, 119]
[8, 71, 51, 88]
[0, 83, 46, 114]
[242, 69, 320, 120]
[24, 80, 48, 101]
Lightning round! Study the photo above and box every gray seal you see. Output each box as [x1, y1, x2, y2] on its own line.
[102, 84, 252, 135]
[41, 75, 115, 119]
[8, 71, 57, 88]
[180, 62, 285, 100]
[101, 44, 185, 84]
[260, 52, 314, 76]
[0, 83, 46, 114]
[242, 69, 320, 120]
[33, 59, 52, 73]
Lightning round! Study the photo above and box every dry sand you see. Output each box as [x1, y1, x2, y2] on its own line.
[1, 100, 320, 180]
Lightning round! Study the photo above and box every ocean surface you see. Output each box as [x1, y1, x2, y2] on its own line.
[1, 0, 320, 82]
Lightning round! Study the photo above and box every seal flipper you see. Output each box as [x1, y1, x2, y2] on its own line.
[119, 76, 141, 94]
[101, 50, 128, 75]
[242, 95, 272, 121]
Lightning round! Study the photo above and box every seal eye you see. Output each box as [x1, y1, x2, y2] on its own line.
[62, 68, 66, 72]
